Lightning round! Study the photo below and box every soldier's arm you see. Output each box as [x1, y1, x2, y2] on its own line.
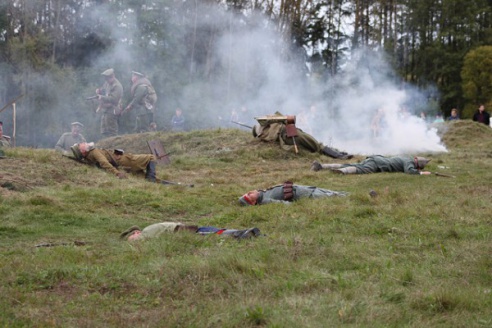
[101, 84, 123, 106]
[91, 151, 121, 176]
[126, 85, 147, 110]
[54, 135, 67, 153]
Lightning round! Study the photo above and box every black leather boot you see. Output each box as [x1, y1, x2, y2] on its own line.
[322, 146, 353, 159]
[145, 161, 157, 182]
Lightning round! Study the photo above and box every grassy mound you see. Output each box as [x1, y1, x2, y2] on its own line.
[0, 122, 491, 327]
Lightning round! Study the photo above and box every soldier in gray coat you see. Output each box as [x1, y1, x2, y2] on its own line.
[311, 155, 431, 175]
[238, 182, 348, 206]
[55, 122, 86, 154]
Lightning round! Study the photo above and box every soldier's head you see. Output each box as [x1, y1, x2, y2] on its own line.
[120, 225, 142, 240]
[239, 190, 260, 206]
[71, 142, 95, 159]
[414, 156, 431, 170]
[113, 149, 124, 160]
[101, 68, 115, 82]
[131, 71, 145, 83]
[71, 122, 83, 136]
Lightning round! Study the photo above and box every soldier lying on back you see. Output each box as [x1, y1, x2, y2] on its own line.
[311, 155, 431, 175]
[238, 181, 348, 206]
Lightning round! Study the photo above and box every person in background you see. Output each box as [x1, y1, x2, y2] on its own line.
[238, 181, 348, 206]
[97, 68, 123, 138]
[472, 104, 490, 126]
[123, 71, 157, 133]
[0, 121, 11, 148]
[433, 113, 444, 123]
[171, 107, 185, 131]
[447, 108, 460, 121]
[311, 155, 431, 175]
[55, 122, 86, 154]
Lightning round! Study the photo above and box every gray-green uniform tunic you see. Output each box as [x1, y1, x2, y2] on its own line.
[343, 155, 420, 174]
[127, 77, 157, 133]
[55, 133, 86, 153]
[255, 184, 347, 205]
[99, 78, 123, 137]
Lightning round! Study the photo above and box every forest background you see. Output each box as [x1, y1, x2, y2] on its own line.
[0, 0, 492, 147]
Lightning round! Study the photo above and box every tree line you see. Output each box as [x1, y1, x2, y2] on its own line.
[0, 0, 491, 146]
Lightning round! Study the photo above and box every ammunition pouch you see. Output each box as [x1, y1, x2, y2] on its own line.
[283, 180, 294, 201]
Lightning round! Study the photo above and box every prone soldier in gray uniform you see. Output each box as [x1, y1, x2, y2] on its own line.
[311, 155, 431, 175]
[238, 181, 348, 206]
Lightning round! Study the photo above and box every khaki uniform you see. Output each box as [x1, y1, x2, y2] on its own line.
[116, 153, 155, 175]
[127, 77, 157, 132]
[84, 148, 122, 176]
[341, 155, 422, 174]
[100, 78, 123, 137]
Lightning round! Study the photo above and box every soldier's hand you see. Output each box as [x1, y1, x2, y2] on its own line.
[420, 171, 431, 175]
[116, 172, 127, 179]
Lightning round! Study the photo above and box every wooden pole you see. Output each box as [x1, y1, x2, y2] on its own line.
[12, 102, 16, 147]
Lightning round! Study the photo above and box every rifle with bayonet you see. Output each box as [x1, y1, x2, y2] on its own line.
[231, 121, 253, 129]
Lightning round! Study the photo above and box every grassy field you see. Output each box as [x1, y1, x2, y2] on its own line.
[0, 120, 491, 327]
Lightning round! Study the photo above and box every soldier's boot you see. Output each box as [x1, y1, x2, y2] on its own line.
[145, 161, 157, 182]
[322, 146, 353, 160]
[333, 166, 357, 175]
[311, 161, 323, 171]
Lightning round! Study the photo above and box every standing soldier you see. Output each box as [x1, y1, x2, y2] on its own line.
[97, 68, 123, 138]
[0, 121, 11, 148]
[123, 71, 157, 133]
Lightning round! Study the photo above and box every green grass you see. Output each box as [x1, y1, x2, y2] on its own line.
[0, 121, 491, 327]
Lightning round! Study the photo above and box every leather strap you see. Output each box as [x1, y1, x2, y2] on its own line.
[283, 180, 294, 201]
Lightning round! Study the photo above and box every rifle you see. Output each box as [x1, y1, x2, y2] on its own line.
[35, 241, 90, 248]
[0, 94, 24, 114]
[85, 95, 99, 101]
[434, 172, 456, 178]
[158, 179, 194, 188]
[231, 121, 253, 129]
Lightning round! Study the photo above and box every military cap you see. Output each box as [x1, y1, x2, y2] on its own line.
[101, 68, 114, 76]
[114, 149, 124, 156]
[131, 71, 145, 77]
[238, 194, 255, 206]
[71, 122, 84, 127]
[120, 226, 141, 239]
[414, 156, 431, 169]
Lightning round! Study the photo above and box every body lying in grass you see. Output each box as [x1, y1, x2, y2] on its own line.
[311, 155, 431, 175]
[120, 222, 262, 241]
[238, 182, 348, 206]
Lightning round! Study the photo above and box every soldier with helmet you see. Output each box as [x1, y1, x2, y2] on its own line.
[311, 155, 432, 175]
